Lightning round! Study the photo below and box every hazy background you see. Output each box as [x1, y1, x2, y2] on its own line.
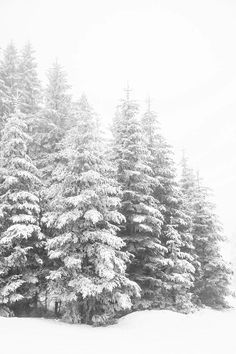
[0, 0, 235, 258]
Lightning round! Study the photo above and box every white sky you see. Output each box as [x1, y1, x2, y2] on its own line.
[0, 0, 236, 239]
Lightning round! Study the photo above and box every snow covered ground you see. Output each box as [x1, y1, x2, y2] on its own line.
[1, 299, 236, 354]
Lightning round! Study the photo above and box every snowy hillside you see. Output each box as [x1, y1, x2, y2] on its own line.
[1, 303, 236, 354]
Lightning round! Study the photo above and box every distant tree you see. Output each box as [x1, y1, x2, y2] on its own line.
[15, 43, 42, 160]
[180, 157, 232, 307]
[0, 43, 20, 136]
[230, 233, 236, 289]
[33, 62, 71, 172]
[0, 43, 19, 114]
[0, 73, 9, 134]
[45, 62, 71, 130]
[18, 42, 41, 115]
[141, 102, 195, 311]
[193, 180, 232, 307]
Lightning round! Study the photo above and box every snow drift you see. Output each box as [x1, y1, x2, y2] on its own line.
[1, 302, 235, 354]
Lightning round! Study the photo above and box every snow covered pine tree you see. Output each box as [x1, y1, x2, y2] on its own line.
[0, 73, 9, 136]
[43, 94, 140, 325]
[33, 61, 72, 181]
[0, 42, 19, 115]
[18, 43, 41, 116]
[0, 42, 19, 136]
[180, 158, 232, 308]
[0, 107, 45, 315]
[35, 62, 74, 312]
[141, 102, 195, 311]
[112, 91, 170, 310]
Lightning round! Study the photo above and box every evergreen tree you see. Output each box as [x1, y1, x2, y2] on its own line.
[0, 108, 45, 314]
[113, 91, 166, 309]
[16, 43, 42, 160]
[34, 62, 71, 175]
[0, 72, 9, 134]
[180, 154, 201, 280]
[141, 102, 195, 311]
[0, 43, 19, 115]
[230, 233, 236, 289]
[43, 95, 139, 325]
[18, 42, 41, 115]
[180, 159, 232, 307]
[45, 61, 71, 131]
[30, 62, 73, 311]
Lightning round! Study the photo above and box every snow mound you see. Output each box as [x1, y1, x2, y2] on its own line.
[1, 306, 235, 354]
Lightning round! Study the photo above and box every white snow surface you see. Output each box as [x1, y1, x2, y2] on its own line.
[1, 298, 236, 354]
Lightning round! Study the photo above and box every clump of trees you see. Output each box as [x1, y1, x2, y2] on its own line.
[0, 43, 232, 325]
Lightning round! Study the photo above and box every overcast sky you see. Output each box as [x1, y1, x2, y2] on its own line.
[0, 0, 236, 240]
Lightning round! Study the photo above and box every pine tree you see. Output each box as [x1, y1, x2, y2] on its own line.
[230, 233, 236, 289]
[0, 43, 19, 114]
[34, 62, 71, 175]
[0, 107, 45, 314]
[141, 102, 195, 311]
[0, 72, 8, 134]
[194, 181, 232, 307]
[28, 62, 73, 312]
[0, 43, 19, 136]
[180, 159, 232, 307]
[16, 43, 42, 161]
[43, 95, 139, 325]
[180, 154, 201, 281]
[45, 61, 71, 131]
[112, 90, 166, 309]
[18, 42, 41, 115]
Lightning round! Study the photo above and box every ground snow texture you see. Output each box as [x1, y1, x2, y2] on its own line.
[1, 300, 236, 354]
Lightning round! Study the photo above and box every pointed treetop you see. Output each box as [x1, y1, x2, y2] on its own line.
[181, 148, 186, 164]
[80, 92, 88, 104]
[22, 41, 33, 52]
[79, 93, 91, 113]
[147, 96, 151, 112]
[124, 82, 132, 101]
[6, 40, 17, 51]
[196, 170, 201, 188]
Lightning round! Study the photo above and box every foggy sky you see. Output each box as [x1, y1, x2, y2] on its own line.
[0, 0, 236, 239]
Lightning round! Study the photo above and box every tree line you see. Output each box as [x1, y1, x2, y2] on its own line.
[0, 42, 232, 325]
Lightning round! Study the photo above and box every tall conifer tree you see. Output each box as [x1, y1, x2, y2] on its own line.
[113, 90, 165, 309]
[0, 107, 44, 314]
[0, 73, 9, 134]
[32, 62, 73, 311]
[16, 43, 42, 160]
[180, 158, 232, 307]
[0, 43, 19, 136]
[0, 43, 19, 115]
[35, 62, 71, 175]
[18, 43, 41, 115]
[45, 62, 71, 131]
[43, 95, 139, 324]
[141, 102, 195, 311]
